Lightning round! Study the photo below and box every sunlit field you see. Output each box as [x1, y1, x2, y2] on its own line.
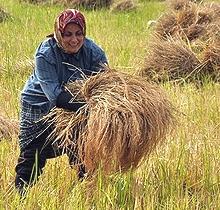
[0, 0, 220, 209]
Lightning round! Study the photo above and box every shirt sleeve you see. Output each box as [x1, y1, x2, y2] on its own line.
[35, 54, 62, 103]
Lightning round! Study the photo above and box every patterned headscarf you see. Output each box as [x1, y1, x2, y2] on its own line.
[54, 9, 86, 49]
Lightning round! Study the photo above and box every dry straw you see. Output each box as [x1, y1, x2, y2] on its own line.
[202, 39, 220, 82]
[156, 1, 200, 41]
[142, 0, 220, 82]
[111, 0, 137, 12]
[72, 0, 113, 8]
[46, 69, 175, 174]
[156, 0, 219, 42]
[0, 115, 19, 140]
[140, 36, 202, 82]
[23, 0, 113, 8]
[154, 12, 178, 39]
[54, 0, 113, 8]
[167, 0, 192, 11]
[18, 0, 44, 3]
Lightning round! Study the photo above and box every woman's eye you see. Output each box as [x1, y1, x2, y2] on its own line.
[63, 32, 72, 37]
[76, 31, 83, 36]
[62, 31, 83, 37]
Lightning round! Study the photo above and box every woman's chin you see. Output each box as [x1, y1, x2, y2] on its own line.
[65, 48, 79, 54]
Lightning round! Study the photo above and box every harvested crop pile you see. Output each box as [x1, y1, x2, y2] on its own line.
[111, 0, 137, 12]
[68, 0, 113, 9]
[202, 39, 220, 82]
[140, 0, 220, 82]
[20, 0, 113, 8]
[0, 115, 19, 140]
[46, 69, 175, 174]
[155, 1, 213, 41]
[141, 36, 204, 82]
[19, 0, 45, 3]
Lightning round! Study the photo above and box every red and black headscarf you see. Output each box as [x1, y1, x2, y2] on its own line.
[54, 9, 86, 49]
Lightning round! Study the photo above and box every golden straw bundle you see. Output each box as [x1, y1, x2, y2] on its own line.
[111, 0, 137, 12]
[142, 1, 220, 82]
[51, 0, 113, 9]
[140, 36, 202, 82]
[167, 0, 191, 11]
[202, 40, 220, 82]
[156, 1, 219, 42]
[154, 13, 178, 39]
[46, 69, 175, 174]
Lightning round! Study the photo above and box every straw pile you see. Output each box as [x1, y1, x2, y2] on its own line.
[141, 36, 202, 82]
[140, 0, 220, 82]
[70, 0, 113, 9]
[20, 0, 113, 8]
[46, 69, 175, 174]
[19, 0, 44, 3]
[0, 115, 19, 140]
[202, 39, 220, 82]
[111, 0, 137, 12]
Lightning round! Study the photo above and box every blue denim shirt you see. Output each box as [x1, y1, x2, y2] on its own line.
[21, 37, 108, 113]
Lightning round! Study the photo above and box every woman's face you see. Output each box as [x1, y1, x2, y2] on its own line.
[61, 23, 85, 54]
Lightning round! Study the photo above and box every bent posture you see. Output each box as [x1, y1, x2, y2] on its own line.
[15, 9, 108, 195]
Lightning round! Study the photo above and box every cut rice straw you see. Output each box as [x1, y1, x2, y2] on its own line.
[140, 36, 202, 82]
[45, 68, 175, 174]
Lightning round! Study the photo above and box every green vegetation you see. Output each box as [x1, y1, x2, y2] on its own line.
[0, 0, 219, 209]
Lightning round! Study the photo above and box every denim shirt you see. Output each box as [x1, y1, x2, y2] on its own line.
[21, 37, 108, 113]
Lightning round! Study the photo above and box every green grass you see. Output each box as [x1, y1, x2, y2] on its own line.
[0, 0, 220, 209]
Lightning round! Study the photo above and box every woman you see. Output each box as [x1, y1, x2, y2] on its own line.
[15, 9, 108, 195]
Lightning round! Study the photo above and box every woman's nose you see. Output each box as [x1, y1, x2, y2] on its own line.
[69, 34, 78, 43]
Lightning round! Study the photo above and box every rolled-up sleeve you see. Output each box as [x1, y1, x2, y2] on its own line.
[35, 55, 62, 103]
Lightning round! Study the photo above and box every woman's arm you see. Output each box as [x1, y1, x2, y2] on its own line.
[35, 55, 86, 112]
[35, 55, 62, 104]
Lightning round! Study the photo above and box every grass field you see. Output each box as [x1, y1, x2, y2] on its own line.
[0, 0, 220, 209]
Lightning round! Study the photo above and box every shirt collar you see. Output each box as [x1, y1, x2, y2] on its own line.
[59, 44, 83, 61]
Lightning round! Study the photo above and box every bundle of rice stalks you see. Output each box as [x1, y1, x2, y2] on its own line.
[111, 0, 137, 12]
[202, 40, 220, 82]
[196, 7, 214, 25]
[143, 0, 220, 83]
[53, 0, 113, 9]
[167, 0, 202, 11]
[0, 115, 19, 140]
[154, 13, 178, 39]
[79, 0, 113, 9]
[46, 69, 175, 174]
[184, 24, 205, 42]
[0, 7, 11, 23]
[156, 1, 220, 42]
[140, 36, 203, 82]
[204, 2, 220, 19]
[176, 3, 197, 29]
[157, 2, 198, 40]
[19, 0, 45, 4]
[167, 0, 191, 11]
[204, 20, 220, 42]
